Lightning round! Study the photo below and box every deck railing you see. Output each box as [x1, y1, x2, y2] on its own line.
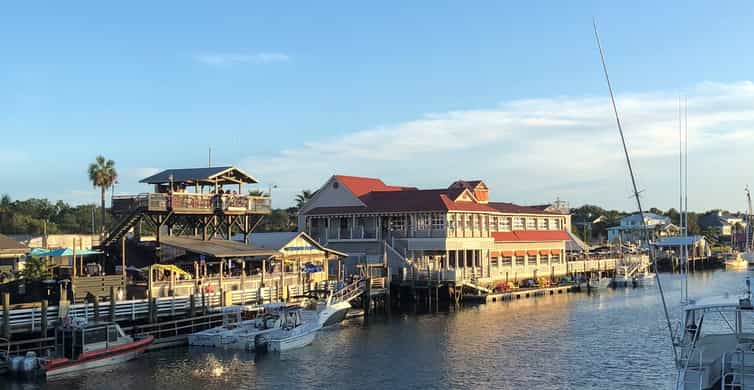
[112, 193, 271, 215]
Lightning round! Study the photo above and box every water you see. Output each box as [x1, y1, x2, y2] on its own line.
[4, 269, 752, 390]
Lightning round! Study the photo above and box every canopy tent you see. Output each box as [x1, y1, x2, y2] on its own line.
[29, 248, 103, 257]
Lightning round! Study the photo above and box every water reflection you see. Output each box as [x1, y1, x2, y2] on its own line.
[7, 269, 754, 389]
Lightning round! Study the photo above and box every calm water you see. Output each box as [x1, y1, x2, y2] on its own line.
[4, 269, 752, 390]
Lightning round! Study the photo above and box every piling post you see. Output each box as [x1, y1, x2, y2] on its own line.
[109, 287, 116, 321]
[41, 300, 48, 336]
[189, 294, 196, 317]
[201, 289, 207, 315]
[3, 293, 10, 340]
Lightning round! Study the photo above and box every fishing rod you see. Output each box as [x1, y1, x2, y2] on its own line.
[593, 19, 679, 364]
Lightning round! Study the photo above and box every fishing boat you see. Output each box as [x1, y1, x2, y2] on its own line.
[188, 305, 257, 348]
[675, 279, 754, 389]
[266, 306, 322, 352]
[8, 319, 153, 378]
[218, 304, 286, 351]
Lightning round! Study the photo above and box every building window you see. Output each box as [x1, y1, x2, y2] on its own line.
[526, 218, 536, 230]
[417, 214, 430, 230]
[490, 257, 499, 267]
[527, 255, 537, 265]
[552, 219, 562, 230]
[552, 253, 561, 264]
[477, 215, 483, 231]
[501, 256, 513, 266]
[500, 217, 512, 231]
[537, 218, 547, 230]
[431, 214, 445, 230]
[515, 256, 525, 266]
[466, 215, 473, 230]
[541, 254, 550, 264]
[483, 216, 490, 231]
[490, 216, 498, 231]
[390, 217, 405, 231]
[513, 217, 524, 230]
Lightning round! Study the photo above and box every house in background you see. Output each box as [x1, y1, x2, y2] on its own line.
[606, 213, 678, 244]
[698, 211, 747, 237]
[0, 234, 28, 275]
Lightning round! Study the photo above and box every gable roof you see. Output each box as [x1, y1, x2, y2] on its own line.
[246, 232, 347, 257]
[334, 175, 411, 198]
[140, 166, 258, 185]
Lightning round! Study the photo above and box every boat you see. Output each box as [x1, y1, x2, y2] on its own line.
[8, 318, 153, 378]
[725, 253, 748, 270]
[266, 306, 322, 352]
[218, 304, 287, 351]
[188, 305, 257, 348]
[633, 270, 656, 286]
[674, 280, 754, 389]
[586, 276, 611, 290]
[314, 279, 366, 327]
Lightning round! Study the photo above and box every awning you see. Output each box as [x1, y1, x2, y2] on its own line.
[514, 250, 526, 256]
[539, 250, 550, 255]
[29, 248, 103, 257]
[492, 230, 571, 242]
[551, 249, 561, 255]
[502, 251, 514, 257]
[527, 250, 538, 256]
[490, 251, 501, 257]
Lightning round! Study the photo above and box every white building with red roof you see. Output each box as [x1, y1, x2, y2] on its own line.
[298, 175, 573, 283]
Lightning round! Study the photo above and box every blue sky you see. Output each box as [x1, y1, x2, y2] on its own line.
[2, 2, 754, 212]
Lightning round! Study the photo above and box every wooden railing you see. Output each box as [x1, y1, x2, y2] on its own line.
[72, 275, 126, 301]
[112, 193, 271, 215]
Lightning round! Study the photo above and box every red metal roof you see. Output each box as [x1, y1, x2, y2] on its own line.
[491, 230, 570, 242]
[334, 175, 409, 198]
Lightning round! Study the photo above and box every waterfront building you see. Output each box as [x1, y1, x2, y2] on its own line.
[697, 211, 747, 237]
[0, 234, 27, 275]
[298, 175, 573, 283]
[606, 212, 677, 244]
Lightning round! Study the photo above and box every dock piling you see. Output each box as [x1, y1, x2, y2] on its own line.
[41, 300, 48, 336]
[3, 293, 10, 340]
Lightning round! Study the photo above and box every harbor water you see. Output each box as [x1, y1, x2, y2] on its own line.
[5, 269, 751, 390]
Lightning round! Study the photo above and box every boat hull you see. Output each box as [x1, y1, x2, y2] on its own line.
[319, 302, 351, 327]
[268, 330, 318, 352]
[44, 337, 153, 378]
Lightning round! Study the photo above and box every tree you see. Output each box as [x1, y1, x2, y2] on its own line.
[295, 190, 314, 209]
[88, 155, 118, 235]
[21, 257, 51, 280]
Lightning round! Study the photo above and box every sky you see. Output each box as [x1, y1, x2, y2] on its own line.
[2, 1, 754, 212]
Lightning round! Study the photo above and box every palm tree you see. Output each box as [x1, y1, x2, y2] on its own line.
[295, 190, 314, 209]
[88, 155, 117, 235]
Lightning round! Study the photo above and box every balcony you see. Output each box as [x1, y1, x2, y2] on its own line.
[112, 193, 271, 215]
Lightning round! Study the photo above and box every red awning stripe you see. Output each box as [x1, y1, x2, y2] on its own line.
[527, 250, 538, 256]
[502, 251, 514, 257]
[514, 250, 526, 256]
[551, 249, 561, 255]
[490, 251, 501, 257]
[492, 230, 570, 242]
[539, 250, 550, 255]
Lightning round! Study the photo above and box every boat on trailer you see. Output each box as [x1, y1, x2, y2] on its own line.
[8, 319, 153, 378]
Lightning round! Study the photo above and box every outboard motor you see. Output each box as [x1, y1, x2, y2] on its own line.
[22, 351, 39, 373]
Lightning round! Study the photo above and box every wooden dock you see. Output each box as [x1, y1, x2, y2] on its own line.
[462, 284, 576, 304]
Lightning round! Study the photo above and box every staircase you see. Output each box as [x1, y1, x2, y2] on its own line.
[329, 279, 367, 304]
[100, 210, 142, 248]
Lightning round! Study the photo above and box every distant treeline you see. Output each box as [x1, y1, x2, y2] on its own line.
[0, 194, 299, 235]
[570, 204, 736, 242]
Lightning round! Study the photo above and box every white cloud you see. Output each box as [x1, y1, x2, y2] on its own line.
[240, 81, 754, 212]
[194, 52, 291, 66]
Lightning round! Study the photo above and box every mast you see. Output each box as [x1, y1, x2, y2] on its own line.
[679, 96, 686, 302]
[746, 186, 753, 251]
[593, 20, 678, 363]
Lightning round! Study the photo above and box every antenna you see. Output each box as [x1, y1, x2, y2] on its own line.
[593, 19, 678, 364]
[208, 147, 212, 167]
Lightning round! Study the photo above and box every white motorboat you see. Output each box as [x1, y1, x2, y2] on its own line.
[188, 306, 255, 348]
[675, 281, 754, 389]
[219, 304, 287, 351]
[633, 271, 656, 286]
[586, 276, 611, 290]
[266, 306, 322, 352]
[315, 279, 366, 327]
